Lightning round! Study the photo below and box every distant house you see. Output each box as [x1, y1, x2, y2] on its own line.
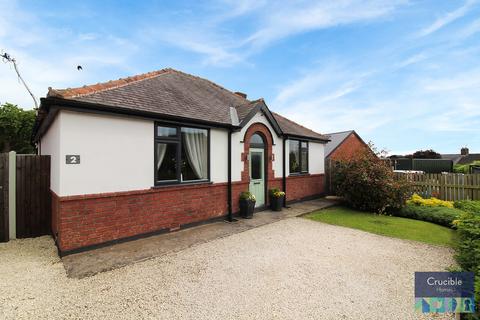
[324, 130, 371, 162]
[441, 148, 480, 165]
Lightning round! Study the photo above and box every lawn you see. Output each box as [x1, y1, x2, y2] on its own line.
[305, 206, 456, 247]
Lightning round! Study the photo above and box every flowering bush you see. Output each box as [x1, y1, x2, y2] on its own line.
[239, 191, 256, 202]
[269, 188, 285, 198]
[406, 193, 454, 208]
[332, 148, 411, 214]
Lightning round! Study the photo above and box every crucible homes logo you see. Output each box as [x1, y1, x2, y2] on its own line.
[414, 272, 475, 313]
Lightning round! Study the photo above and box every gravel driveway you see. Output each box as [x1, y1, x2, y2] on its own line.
[0, 218, 455, 320]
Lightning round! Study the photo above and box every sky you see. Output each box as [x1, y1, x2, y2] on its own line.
[1, 0, 479, 155]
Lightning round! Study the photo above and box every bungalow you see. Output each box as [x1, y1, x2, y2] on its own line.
[33, 68, 329, 254]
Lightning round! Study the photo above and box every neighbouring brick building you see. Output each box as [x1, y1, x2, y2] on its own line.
[33, 68, 330, 254]
[324, 130, 371, 162]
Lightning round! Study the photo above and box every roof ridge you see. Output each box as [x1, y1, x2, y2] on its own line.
[271, 111, 326, 137]
[48, 68, 177, 99]
[325, 130, 354, 135]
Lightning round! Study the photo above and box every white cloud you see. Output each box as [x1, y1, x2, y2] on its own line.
[417, 0, 478, 37]
[459, 17, 480, 38]
[217, 0, 267, 18]
[423, 69, 480, 91]
[140, 0, 407, 66]
[271, 65, 391, 135]
[395, 53, 427, 68]
[243, 1, 406, 50]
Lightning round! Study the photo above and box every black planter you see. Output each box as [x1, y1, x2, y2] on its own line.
[270, 195, 284, 211]
[239, 199, 255, 219]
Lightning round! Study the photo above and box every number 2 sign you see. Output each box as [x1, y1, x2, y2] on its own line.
[66, 155, 80, 164]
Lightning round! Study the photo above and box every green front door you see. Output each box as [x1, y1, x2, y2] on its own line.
[249, 148, 265, 207]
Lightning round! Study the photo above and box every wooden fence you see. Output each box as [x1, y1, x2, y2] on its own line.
[0, 152, 51, 242]
[0, 154, 8, 242]
[395, 172, 480, 201]
[16, 154, 51, 238]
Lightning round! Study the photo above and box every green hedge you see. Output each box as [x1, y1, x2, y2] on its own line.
[394, 205, 463, 227]
[397, 201, 480, 316]
[396, 200, 480, 315]
[454, 200, 480, 215]
[453, 211, 480, 318]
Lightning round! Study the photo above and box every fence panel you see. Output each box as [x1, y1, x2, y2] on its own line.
[396, 172, 480, 201]
[0, 154, 8, 242]
[15, 155, 51, 238]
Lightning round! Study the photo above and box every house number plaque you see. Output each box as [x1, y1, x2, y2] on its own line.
[66, 155, 80, 164]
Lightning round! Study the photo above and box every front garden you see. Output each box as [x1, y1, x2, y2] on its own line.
[325, 148, 480, 317]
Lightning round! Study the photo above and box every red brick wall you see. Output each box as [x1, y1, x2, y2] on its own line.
[55, 183, 229, 252]
[286, 174, 324, 201]
[329, 133, 370, 161]
[54, 172, 324, 252]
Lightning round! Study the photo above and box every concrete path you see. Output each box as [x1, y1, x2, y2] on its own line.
[62, 198, 337, 278]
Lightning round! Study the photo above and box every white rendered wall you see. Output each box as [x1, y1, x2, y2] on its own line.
[231, 111, 283, 181]
[285, 139, 325, 175]
[39, 109, 323, 196]
[40, 111, 230, 196]
[40, 112, 61, 195]
[47, 111, 153, 196]
[210, 128, 228, 183]
[309, 142, 325, 174]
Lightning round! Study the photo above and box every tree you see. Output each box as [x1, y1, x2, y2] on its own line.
[409, 149, 441, 159]
[0, 103, 36, 154]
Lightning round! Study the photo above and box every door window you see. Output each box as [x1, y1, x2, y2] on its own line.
[251, 152, 262, 179]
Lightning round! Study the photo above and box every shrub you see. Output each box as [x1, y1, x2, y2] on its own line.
[452, 211, 480, 314]
[394, 204, 463, 227]
[454, 200, 480, 215]
[332, 149, 410, 214]
[453, 211, 480, 271]
[406, 193, 454, 208]
[454, 160, 480, 173]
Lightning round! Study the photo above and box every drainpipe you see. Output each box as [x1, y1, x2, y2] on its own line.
[227, 129, 233, 221]
[282, 137, 287, 207]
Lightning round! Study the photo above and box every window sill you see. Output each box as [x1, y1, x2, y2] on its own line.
[152, 180, 212, 189]
[288, 172, 310, 177]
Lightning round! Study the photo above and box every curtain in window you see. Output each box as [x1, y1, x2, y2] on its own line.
[156, 143, 167, 171]
[182, 128, 208, 179]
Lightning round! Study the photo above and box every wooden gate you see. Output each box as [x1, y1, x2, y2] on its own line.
[15, 155, 51, 238]
[0, 154, 8, 242]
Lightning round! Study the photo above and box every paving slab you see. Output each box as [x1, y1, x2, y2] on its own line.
[62, 197, 337, 278]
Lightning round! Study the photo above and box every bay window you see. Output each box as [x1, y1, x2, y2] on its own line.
[155, 124, 209, 184]
[289, 139, 308, 174]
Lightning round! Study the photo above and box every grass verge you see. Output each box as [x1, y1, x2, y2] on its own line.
[305, 206, 456, 247]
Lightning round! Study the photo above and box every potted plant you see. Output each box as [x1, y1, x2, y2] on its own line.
[239, 191, 256, 219]
[269, 188, 285, 211]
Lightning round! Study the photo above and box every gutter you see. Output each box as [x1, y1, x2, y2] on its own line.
[282, 137, 287, 207]
[226, 128, 233, 221]
[34, 97, 241, 142]
[284, 134, 330, 144]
